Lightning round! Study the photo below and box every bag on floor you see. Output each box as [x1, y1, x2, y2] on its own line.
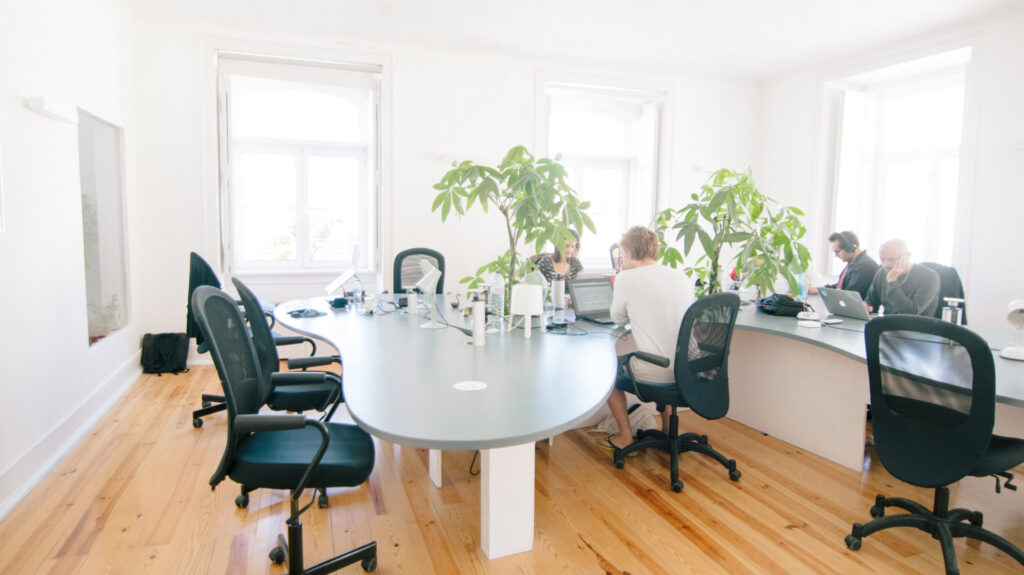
[141, 332, 189, 375]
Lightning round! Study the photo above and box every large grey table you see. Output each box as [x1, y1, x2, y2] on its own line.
[728, 296, 1024, 470]
[276, 297, 618, 559]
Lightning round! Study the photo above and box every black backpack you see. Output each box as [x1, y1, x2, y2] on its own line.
[755, 294, 807, 317]
[141, 333, 189, 375]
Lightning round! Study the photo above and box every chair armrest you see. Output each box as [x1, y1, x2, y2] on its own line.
[624, 351, 670, 368]
[234, 414, 307, 433]
[287, 356, 340, 370]
[270, 371, 329, 386]
[274, 335, 309, 347]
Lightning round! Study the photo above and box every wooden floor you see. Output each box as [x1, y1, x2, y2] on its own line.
[1, 367, 1022, 575]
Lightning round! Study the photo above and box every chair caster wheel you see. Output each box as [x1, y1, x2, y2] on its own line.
[269, 546, 285, 564]
[317, 492, 329, 509]
[235, 494, 249, 508]
[613, 457, 625, 469]
[192, 418, 203, 428]
[729, 468, 741, 482]
[869, 505, 884, 518]
[671, 481, 683, 493]
[361, 555, 377, 572]
[202, 401, 212, 408]
[844, 534, 861, 551]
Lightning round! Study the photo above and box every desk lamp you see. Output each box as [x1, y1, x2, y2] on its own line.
[416, 259, 444, 329]
[510, 284, 543, 338]
[999, 299, 1024, 361]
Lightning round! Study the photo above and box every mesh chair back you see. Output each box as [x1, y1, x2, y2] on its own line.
[186, 252, 222, 346]
[866, 315, 995, 487]
[674, 292, 740, 420]
[191, 285, 265, 487]
[393, 248, 445, 295]
[232, 278, 280, 404]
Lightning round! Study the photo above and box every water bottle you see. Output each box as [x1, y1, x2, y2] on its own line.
[488, 273, 505, 329]
[552, 274, 565, 309]
[472, 294, 486, 346]
[796, 274, 807, 301]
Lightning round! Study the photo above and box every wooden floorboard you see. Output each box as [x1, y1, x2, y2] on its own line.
[1, 366, 1022, 574]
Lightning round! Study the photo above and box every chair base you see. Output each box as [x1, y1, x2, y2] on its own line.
[269, 493, 377, 574]
[192, 394, 227, 428]
[846, 487, 1024, 575]
[613, 410, 741, 492]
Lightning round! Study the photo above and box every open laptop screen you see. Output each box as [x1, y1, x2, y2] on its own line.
[570, 279, 613, 314]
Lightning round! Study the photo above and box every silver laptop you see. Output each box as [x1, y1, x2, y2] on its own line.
[567, 277, 615, 325]
[818, 287, 872, 321]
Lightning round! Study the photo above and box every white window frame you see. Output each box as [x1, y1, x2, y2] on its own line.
[217, 52, 382, 276]
[538, 78, 665, 271]
[828, 50, 970, 273]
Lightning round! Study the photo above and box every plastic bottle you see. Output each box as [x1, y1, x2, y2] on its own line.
[472, 294, 486, 346]
[796, 274, 807, 301]
[488, 273, 505, 329]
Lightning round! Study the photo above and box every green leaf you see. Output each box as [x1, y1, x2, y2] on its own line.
[697, 228, 714, 258]
[431, 193, 446, 212]
[707, 189, 728, 213]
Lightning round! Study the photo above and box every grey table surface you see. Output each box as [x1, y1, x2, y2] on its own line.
[733, 296, 1024, 407]
[276, 297, 621, 450]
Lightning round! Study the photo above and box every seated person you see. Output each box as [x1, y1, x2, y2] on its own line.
[864, 238, 940, 316]
[534, 230, 584, 283]
[807, 230, 879, 299]
[601, 226, 694, 452]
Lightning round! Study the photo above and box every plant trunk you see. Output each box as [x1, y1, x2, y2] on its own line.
[503, 209, 516, 315]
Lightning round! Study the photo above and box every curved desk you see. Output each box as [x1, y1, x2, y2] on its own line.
[729, 298, 1024, 471]
[276, 297, 617, 559]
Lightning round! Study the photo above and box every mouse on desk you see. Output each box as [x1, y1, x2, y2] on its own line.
[822, 318, 843, 324]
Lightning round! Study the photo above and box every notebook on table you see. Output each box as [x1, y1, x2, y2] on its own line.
[567, 277, 615, 325]
[818, 287, 872, 321]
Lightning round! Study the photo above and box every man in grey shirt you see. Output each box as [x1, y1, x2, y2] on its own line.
[864, 238, 940, 316]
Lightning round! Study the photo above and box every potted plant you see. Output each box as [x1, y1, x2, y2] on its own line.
[431, 145, 595, 310]
[653, 168, 810, 298]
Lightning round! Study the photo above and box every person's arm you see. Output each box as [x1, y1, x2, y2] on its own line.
[609, 272, 629, 326]
[864, 269, 884, 313]
[570, 258, 584, 278]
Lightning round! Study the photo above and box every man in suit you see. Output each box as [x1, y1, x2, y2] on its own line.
[864, 238, 940, 316]
[808, 231, 879, 299]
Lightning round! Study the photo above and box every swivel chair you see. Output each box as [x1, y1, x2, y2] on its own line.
[392, 248, 445, 295]
[233, 277, 345, 509]
[614, 292, 743, 492]
[191, 285, 378, 574]
[920, 261, 968, 324]
[187, 252, 318, 427]
[845, 315, 1024, 574]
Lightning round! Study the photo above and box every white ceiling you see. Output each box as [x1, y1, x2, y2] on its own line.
[127, 0, 1024, 78]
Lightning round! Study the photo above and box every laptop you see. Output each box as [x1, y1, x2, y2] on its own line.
[567, 277, 615, 325]
[818, 287, 872, 321]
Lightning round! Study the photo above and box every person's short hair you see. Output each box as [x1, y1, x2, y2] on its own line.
[880, 238, 909, 256]
[828, 231, 859, 252]
[619, 226, 659, 262]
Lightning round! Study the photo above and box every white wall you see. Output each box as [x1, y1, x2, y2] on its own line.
[758, 15, 1024, 330]
[130, 17, 760, 336]
[0, 0, 139, 518]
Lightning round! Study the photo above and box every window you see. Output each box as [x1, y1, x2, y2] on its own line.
[78, 110, 129, 344]
[830, 48, 970, 272]
[542, 83, 662, 269]
[218, 54, 380, 273]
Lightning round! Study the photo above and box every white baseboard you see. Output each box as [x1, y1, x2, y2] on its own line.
[0, 352, 141, 521]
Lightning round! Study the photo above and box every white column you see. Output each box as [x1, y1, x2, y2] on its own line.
[480, 442, 535, 558]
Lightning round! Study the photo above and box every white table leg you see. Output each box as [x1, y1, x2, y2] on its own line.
[428, 448, 442, 488]
[480, 442, 534, 558]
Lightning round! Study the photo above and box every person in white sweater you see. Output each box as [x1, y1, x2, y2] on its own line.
[602, 226, 695, 452]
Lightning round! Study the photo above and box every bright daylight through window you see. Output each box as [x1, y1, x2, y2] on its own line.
[218, 54, 380, 273]
[830, 48, 970, 272]
[543, 83, 661, 269]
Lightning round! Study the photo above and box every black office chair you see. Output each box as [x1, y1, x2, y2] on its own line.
[921, 261, 968, 324]
[392, 248, 445, 295]
[614, 292, 743, 492]
[187, 252, 318, 427]
[191, 285, 378, 574]
[845, 315, 1024, 574]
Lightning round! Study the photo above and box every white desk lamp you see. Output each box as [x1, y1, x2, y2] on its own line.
[510, 284, 543, 338]
[415, 259, 444, 329]
[999, 300, 1024, 361]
